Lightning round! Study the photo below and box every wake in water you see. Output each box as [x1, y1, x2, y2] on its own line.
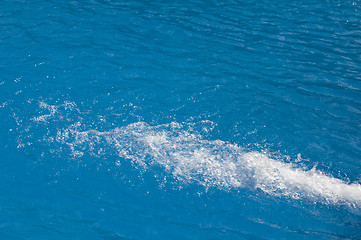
[53, 121, 361, 208]
[25, 101, 361, 208]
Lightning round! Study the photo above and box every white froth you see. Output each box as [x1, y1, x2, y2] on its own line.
[31, 101, 77, 123]
[53, 121, 361, 207]
[243, 152, 361, 206]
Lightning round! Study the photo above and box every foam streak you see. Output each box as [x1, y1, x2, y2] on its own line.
[55, 121, 361, 207]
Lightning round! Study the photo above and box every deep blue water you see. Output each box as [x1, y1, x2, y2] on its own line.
[1, 0, 361, 239]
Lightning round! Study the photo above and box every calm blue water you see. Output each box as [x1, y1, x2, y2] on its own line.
[1, 0, 361, 239]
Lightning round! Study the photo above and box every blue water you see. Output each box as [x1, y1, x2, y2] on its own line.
[1, 0, 361, 239]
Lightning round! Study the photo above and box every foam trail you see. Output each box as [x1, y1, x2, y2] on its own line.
[56, 121, 361, 207]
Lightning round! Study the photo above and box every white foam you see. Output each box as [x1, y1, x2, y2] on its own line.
[31, 101, 77, 123]
[55, 121, 361, 207]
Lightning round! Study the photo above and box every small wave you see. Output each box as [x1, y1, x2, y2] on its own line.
[54, 120, 361, 208]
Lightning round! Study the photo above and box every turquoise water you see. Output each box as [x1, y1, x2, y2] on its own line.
[1, 0, 361, 239]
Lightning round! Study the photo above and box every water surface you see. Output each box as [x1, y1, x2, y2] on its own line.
[1, 0, 361, 239]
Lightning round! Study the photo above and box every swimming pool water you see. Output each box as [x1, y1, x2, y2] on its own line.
[1, 0, 361, 239]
